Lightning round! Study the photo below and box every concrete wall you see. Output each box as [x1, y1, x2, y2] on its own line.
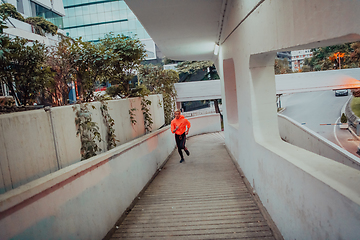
[276, 68, 360, 94]
[216, 1, 360, 239]
[187, 113, 221, 137]
[278, 114, 360, 171]
[174, 80, 222, 102]
[0, 113, 220, 240]
[0, 127, 174, 240]
[0, 110, 58, 192]
[0, 95, 164, 194]
[174, 68, 360, 103]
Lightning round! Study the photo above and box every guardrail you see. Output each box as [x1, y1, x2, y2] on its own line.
[278, 114, 360, 171]
[0, 95, 164, 194]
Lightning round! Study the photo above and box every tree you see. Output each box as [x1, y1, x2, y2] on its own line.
[302, 42, 360, 71]
[103, 34, 146, 97]
[176, 61, 214, 82]
[138, 64, 179, 124]
[301, 58, 312, 72]
[0, 37, 52, 105]
[350, 42, 360, 67]
[176, 61, 213, 74]
[274, 58, 292, 74]
[46, 37, 76, 106]
[70, 38, 110, 102]
[0, 12, 8, 60]
[329, 52, 345, 69]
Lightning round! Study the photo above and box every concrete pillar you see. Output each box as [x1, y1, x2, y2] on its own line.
[176, 101, 181, 111]
[215, 1, 360, 239]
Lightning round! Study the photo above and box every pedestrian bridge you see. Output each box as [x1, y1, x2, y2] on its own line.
[174, 68, 360, 104]
[1, 113, 360, 239]
[107, 132, 280, 239]
[2, 0, 360, 238]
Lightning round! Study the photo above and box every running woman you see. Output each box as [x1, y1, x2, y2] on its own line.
[171, 109, 191, 163]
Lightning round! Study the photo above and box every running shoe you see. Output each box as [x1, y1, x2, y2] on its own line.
[185, 149, 190, 156]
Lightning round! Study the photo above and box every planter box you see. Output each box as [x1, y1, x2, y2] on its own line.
[340, 123, 348, 129]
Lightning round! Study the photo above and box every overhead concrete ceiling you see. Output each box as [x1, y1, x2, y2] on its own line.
[125, 0, 225, 61]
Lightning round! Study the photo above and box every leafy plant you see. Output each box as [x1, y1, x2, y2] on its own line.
[46, 38, 77, 106]
[102, 33, 146, 98]
[141, 97, 153, 132]
[0, 96, 15, 106]
[0, 12, 8, 34]
[341, 113, 347, 123]
[138, 64, 179, 124]
[98, 97, 119, 150]
[0, 37, 53, 105]
[129, 108, 137, 125]
[73, 103, 102, 160]
[274, 58, 292, 74]
[25, 17, 58, 36]
[302, 42, 360, 71]
[71, 38, 111, 101]
[176, 61, 213, 75]
[0, 3, 25, 22]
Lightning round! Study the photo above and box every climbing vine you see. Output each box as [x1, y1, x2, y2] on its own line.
[25, 17, 58, 36]
[129, 107, 137, 125]
[141, 97, 153, 132]
[137, 64, 179, 125]
[73, 103, 102, 160]
[98, 98, 119, 150]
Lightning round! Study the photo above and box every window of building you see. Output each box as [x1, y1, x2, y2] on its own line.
[17, 0, 24, 14]
[30, 1, 64, 28]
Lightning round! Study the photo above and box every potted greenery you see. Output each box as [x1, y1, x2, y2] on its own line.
[340, 113, 348, 129]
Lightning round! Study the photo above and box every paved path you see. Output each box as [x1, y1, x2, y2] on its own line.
[109, 132, 279, 239]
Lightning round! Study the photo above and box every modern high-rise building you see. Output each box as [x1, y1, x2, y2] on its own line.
[61, 0, 157, 60]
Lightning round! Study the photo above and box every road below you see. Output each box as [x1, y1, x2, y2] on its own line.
[280, 90, 360, 157]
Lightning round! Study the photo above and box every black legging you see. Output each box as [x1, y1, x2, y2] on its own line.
[175, 133, 186, 159]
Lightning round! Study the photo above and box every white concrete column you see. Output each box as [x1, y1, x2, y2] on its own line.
[176, 101, 181, 111]
[215, 0, 360, 239]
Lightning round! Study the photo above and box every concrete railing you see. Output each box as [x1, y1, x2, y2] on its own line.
[0, 113, 221, 240]
[187, 113, 222, 137]
[278, 114, 360, 171]
[4, 17, 66, 46]
[0, 95, 164, 194]
[227, 118, 360, 240]
[0, 126, 174, 240]
[345, 96, 360, 135]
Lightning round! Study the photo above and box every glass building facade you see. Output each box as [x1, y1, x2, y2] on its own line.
[32, 3, 64, 28]
[62, 0, 156, 59]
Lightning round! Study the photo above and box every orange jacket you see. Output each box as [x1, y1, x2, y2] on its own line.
[171, 115, 191, 135]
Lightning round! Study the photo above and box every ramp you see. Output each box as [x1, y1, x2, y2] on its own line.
[108, 132, 281, 239]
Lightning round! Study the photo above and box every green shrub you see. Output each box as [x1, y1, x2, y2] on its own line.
[25, 17, 58, 35]
[341, 113, 347, 123]
[0, 3, 25, 22]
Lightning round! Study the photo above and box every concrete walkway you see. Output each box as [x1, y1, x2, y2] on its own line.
[109, 132, 280, 239]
